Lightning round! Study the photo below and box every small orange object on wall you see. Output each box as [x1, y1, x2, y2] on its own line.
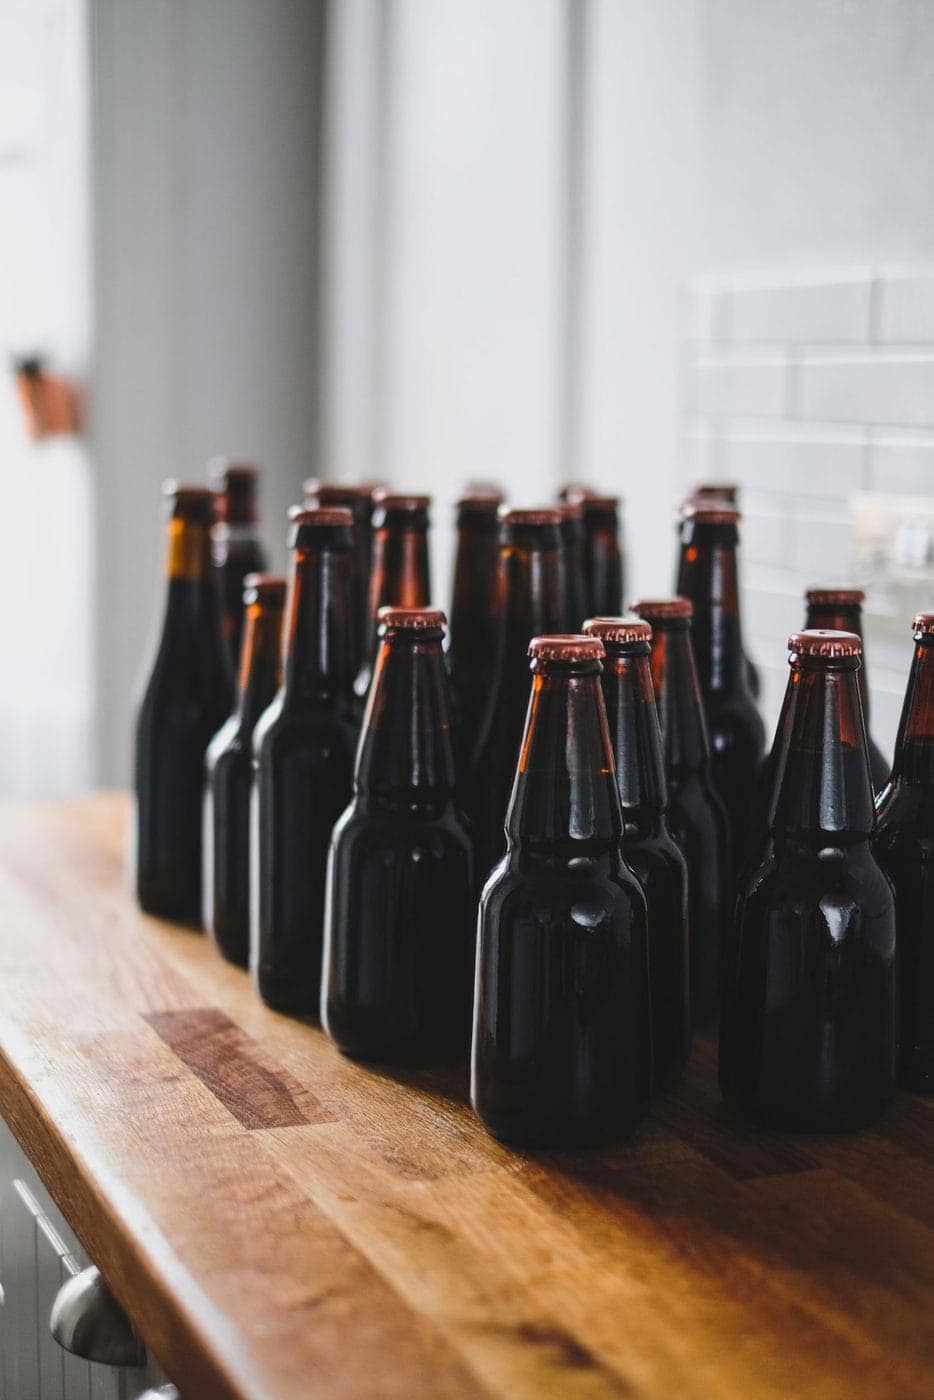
[14, 357, 81, 439]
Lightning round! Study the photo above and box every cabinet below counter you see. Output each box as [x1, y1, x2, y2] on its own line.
[0, 794, 931, 1400]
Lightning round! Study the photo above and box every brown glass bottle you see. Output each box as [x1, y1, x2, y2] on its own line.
[580, 496, 624, 618]
[209, 458, 268, 668]
[252, 508, 358, 1013]
[448, 492, 503, 759]
[302, 480, 373, 673]
[679, 485, 762, 701]
[874, 613, 934, 1093]
[633, 598, 731, 1024]
[675, 502, 765, 845]
[322, 608, 474, 1062]
[721, 630, 895, 1130]
[584, 617, 691, 1088]
[470, 509, 565, 882]
[134, 484, 235, 922]
[805, 588, 889, 791]
[204, 574, 285, 965]
[471, 634, 651, 1146]
[558, 500, 588, 631]
[355, 494, 432, 702]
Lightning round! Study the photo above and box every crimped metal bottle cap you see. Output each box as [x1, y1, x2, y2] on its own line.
[289, 506, 354, 528]
[378, 606, 446, 630]
[788, 629, 862, 658]
[632, 596, 693, 621]
[528, 634, 605, 662]
[583, 616, 652, 645]
[501, 507, 562, 526]
[806, 587, 865, 606]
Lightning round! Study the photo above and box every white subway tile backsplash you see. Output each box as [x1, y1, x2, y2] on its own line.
[692, 350, 790, 417]
[878, 271, 934, 343]
[742, 507, 793, 568]
[868, 432, 934, 494]
[724, 275, 873, 344]
[719, 421, 866, 499]
[798, 350, 934, 428]
[793, 510, 852, 578]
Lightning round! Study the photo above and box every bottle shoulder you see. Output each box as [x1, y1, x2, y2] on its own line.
[741, 837, 895, 911]
[331, 797, 473, 858]
[480, 849, 646, 920]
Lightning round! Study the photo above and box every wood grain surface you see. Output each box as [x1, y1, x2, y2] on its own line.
[0, 794, 930, 1400]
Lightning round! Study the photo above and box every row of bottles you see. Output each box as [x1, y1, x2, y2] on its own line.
[133, 467, 932, 1154]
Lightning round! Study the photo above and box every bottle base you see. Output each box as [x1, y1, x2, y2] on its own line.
[473, 1105, 647, 1151]
[720, 1090, 892, 1135]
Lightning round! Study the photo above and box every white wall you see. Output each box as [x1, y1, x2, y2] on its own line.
[91, 0, 325, 785]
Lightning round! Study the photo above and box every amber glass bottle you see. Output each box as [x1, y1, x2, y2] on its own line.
[204, 574, 285, 965]
[684, 485, 760, 700]
[633, 598, 731, 1024]
[302, 481, 373, 673]
[355, 494, 432, 702]
[721, 630, 895, 1130]
[471, 634, 651, 1146]
[209, 458, 267, 668]
[584, 616, 691, 1088]
[558, 500, 588, 631]
[322, 608, 474, 1062]
[675, 502, 765, 844]
[874, 613, 934, 1093]
[448, 491, 504, 759]
[470, 509, 565, 882]
[805, 587, 889, 791]
[580, 496, 624, 618]
[134, 484, 234, 922]
[252, 508, 358, 1013]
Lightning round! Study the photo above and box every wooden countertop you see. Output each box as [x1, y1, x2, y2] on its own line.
[0, 794, 931, 1400]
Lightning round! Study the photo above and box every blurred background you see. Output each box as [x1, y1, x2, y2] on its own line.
[2, 0, 934, 798]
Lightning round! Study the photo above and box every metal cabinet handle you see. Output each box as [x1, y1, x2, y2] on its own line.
[49, 1264, 147, 1367]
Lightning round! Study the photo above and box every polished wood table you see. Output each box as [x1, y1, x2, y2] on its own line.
[0, 794, 931, 1399]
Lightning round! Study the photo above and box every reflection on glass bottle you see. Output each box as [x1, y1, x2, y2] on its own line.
[134, 483, 234, 922]
[721, 629, 895, 1131]
[471, 634, 651, 1147]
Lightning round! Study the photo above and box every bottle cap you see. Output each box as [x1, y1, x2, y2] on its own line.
[557, 500, 584, 520]
[456, 491, 503, 514]
[243, 573, 287, 603]
[681, 501, 741, 524]
[805, 586, 866, 606]
[580, 495, 620, 513]
[528, 634, 605, 662]
[583, 616, 652, 645]
[501, 507, 562, 526]
[207, 457, 258, 487]
[632, 596, 693, 621]
[912, 613, 934, 636]
[162, 481, 216, 522]
[694, 482, 738, 502]
[558, 482, 596, 503]
[289, 506, 354, 528]
[373, 492, 431, 511]
[378, 606, 446, 630]
[305, 481, 374, 504]
[788, 629, 862, 658]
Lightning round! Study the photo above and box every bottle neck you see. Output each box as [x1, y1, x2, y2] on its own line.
[450, 516, 500, 647]
[355, 631, 456, 802]
[506, 660, 621, 850]
[283, 543, 355, 706]
[677, 522, 747, 694]
[364, 520, 431, 661]
[499, 533, 565, 660]
[166, 517, 213, 583]
[806, 603, 871, 719]
[648, 623, 712, 773]
[772, 659, 874, 838]
[890, 636, 934, 787]
[602, 644, 668, 819]
[237, 600, 284, 728]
